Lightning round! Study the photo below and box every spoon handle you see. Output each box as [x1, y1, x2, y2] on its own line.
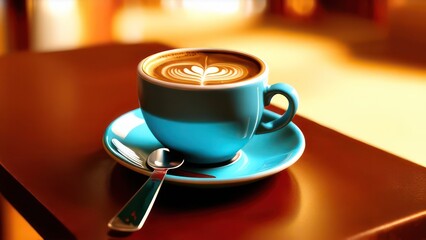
[108, 169, 167, 232]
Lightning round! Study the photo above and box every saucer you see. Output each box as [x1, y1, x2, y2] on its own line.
[103, 109, 305, 187]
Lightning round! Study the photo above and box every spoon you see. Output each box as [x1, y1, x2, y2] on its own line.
[111, 138, 215, 178]
[108, 148, 184, 232]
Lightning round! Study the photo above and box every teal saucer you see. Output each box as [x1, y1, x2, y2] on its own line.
[103, 109, 305, 187]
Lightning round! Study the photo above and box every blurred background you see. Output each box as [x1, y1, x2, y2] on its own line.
[1, 0, 425, 239]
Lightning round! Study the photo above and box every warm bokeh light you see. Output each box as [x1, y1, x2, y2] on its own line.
[177, 0, 241, 15]
[31, 0, 82, 51]
[162, 0, 267, 15]
[112, 0, 266, 44]
[43, 0, 75, 14]
[286, 0, 317, 16]
[112, 3, 146, 43]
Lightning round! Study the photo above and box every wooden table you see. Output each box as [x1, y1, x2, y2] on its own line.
[1, 43, 425, 240]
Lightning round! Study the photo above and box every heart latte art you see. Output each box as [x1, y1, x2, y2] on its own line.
[162, 61, 247, 85]
[143, 50, 261, 86]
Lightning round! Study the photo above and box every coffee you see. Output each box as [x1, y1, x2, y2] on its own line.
[142, 50, 262, 86]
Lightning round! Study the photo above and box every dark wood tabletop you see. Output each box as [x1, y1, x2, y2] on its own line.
[1, 43, 425, 240]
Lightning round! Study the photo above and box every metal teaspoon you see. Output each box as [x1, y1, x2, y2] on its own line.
[108, 148, 184, 232]
[111, 138, 215, 178]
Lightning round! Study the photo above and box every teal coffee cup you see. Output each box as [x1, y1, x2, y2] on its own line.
[138, 48, 299, 165]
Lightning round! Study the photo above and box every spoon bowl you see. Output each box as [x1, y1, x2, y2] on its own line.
[147, 148, 184, 169]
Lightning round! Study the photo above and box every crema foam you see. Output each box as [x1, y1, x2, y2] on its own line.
[142, 50, 261, 86]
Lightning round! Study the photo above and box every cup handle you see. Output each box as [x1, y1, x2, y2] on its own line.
[256, 83, 299, 134]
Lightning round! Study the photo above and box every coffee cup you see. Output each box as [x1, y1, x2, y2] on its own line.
[137, 48, 299, 165]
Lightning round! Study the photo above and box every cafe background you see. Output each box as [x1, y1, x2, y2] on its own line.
[0, 0, 425, 239]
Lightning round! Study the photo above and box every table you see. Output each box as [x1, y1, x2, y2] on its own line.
[1, 43, 425, 240]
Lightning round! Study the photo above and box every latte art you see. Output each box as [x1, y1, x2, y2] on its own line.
[162, 57, 248, 85]
[143, 50, 261, 86]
